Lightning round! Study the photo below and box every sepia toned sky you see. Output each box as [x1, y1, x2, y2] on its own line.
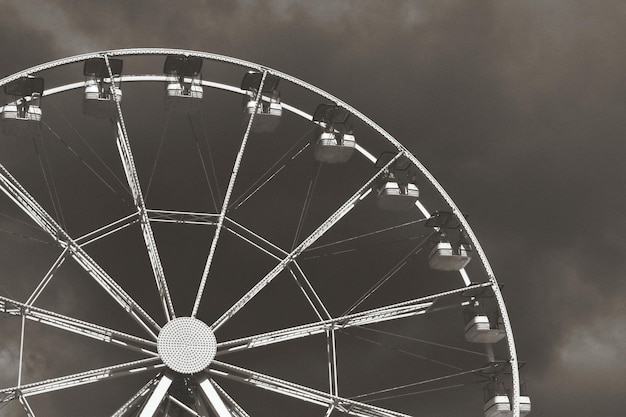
[1, 1, 625, 417]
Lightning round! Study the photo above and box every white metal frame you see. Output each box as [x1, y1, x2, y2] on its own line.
[0, 49, 521, 417]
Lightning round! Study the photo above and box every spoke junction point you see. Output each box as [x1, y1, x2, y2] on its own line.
[157, 317, 217, 374]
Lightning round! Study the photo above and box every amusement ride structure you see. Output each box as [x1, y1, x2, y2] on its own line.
[0, 49, 530, 417]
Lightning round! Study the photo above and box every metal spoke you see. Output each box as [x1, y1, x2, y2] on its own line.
[206, 379, 250, 417]
[191, 71, 269, 318]
[221, 218, 339, 396]
[217, 301, 431, 355]
[0, 295, 158, 356]
[17, 394, 36, 417]
[138, 373, 173, 417]
[211, 152, 403, 332]
[209, 361, 413, 417]
[217, 282, 489, 355]
[0, 162, 160, 338]
[106, 53, 175, 322]
[25, 248, 68, 306]
[75, 212, 140, 247]
[223, 218, 332, 320]
[111, 376, 161, 417]
[0, 358, 163, 399]
[147, 209, 218, 226]
[197, 376, 235, 417]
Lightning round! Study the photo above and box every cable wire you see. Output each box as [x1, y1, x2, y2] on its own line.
[305, 218, 427, 253]
[229, 126, 314, 211]
[188, 113, 219, 212]
[144, 107, 172, 203]
[32, 136, 66, 231]
[362, 327, 489, 358]
[47, 101, 131, 197]
[42, 121, 128, 204]
[292, 160, 322, 250]
[198, 110, 223, 207]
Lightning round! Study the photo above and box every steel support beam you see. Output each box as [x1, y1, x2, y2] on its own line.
[0, 295, 157, 355]
[0, 162, 160, 338]
[217, 282, 490, 355]
[211, 153, 403, 331]
[138, 373, 173, 417]
[110, 72, 175, 321]
[209, 361, 413, 417]
[0, 358, 163, 399]
[197, 376, 234, 417]
[191, 71, 269, 318]
[111, 376, 161, 417]
[207, 379, 250, 417]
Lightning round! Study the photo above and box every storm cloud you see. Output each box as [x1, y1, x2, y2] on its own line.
[1, 1, 625, 416]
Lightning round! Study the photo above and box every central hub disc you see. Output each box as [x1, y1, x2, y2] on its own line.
[157, 317, 217, 374]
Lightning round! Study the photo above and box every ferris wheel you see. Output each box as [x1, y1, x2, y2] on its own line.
[0, 49, 530, 417]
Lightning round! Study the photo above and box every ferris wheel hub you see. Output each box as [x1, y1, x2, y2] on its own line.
[157, 317, 217, 374]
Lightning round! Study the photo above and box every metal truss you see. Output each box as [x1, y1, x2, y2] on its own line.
[0, 49, 522, 417]
[0, 162, 160, 338]
[191, 70, 269, 318]
[216, 282, 490, 355]
[210, 152, 403, 332]
[209, 361, 414, 417]
[0, 296, 157, 356]
[0, 358, 163, 402]
[106, 54, 175, 323]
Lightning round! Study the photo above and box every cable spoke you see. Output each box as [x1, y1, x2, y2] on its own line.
[229, 128, 312, 212]
[147, 209, 219, 226]
[0, 358, 163, 399]
[343, 232, 436, 316]
[191, 70, 270, 318]
[292, 160, 322, 250]
[188, 113, 220, 212]
[360, 327, 488, 358]
[32, 136, 66, 231]
[25, 248, 68, 306]
[47, 100, 132, 198]
[144, 108, 172, 203]
[42, 121, 130, 204]
[75, 212, 139, 247]
[106, 53, 175, 322]
[209, 361, 413, 417]
[211, 152, 403, 331]
[344, 331, 463, 372]
[0, 295, 158, 356]
[305, 219, 427, 253]
[0, 161, 161, 338]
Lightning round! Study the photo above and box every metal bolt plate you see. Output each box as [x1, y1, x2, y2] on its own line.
[157, 317, 217, 374]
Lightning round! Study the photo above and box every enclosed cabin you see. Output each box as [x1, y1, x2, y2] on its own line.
[164, 55, 204, 113]
[483, 376, 531, 417]
[312, 104, 356, 163]
[82, 57, 123, 118]
[483, 378, 512, 417]
[375, 153, 420, 211]
[425, 211, 473, 271]
[462, 300, 505, 344]
[0, 76, 44, 137]
[241, 71, 282, 133]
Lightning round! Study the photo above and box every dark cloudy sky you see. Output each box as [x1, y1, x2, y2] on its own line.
[1, 1, 625, 417]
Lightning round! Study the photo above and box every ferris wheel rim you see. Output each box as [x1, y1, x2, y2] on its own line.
[0, 48, 522, 417]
